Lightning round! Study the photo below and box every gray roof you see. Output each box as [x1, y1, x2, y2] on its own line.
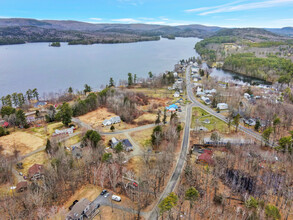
[66, 198, 91, 220]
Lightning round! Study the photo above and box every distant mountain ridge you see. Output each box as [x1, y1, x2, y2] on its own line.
[0, 18, 291, 45]
[266, 27, 293, 36]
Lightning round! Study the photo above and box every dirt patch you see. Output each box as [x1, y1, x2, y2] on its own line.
[0, 131, 45, 156]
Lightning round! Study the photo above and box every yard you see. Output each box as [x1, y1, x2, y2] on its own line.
[78, 108, 136, 132]
[0, 131, 45, 156]
[16, 151, 48, 175]
[191, 107, 231, 133]
[129, 87, 173, 99]
[129, 128, 153, 149]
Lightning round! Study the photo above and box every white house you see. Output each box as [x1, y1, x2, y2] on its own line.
[205, 89, 217, 94]
[54, 127, 74, 135]
[174, 92, 180, 98]
[244, 93, 251, 100]
[102, 116, 121, 126]
[217, 103, 228, 110]
[201, 96, 211, 105]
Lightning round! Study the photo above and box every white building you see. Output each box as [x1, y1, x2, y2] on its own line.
[174, 92, 180, 97]
[102, 116, 121, 126]
[217, 103, 228, 110]
[201, 96, 211, 105]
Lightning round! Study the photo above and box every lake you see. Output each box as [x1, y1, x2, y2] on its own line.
[0, 37, 200, 97]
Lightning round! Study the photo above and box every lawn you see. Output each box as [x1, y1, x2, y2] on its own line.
[191, 107, 231, 133]
[29, 122, 65, 138]
[130, 127, 153, 149]
[129, 87, 173, 99]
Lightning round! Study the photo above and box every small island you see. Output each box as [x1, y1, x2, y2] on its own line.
[49, 42, 61, 47]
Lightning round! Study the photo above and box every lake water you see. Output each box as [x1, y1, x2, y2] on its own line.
[0, 38, 200, 97]
[0, 37, 268, 97]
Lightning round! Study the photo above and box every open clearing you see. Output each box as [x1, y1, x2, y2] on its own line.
[129, 87, 173, 99]
[130, 127, 153, 149]
[191, 107, 231, 133]
[0, 131, 45, 156]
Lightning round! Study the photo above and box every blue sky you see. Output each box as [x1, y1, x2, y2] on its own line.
[0, 0, 293, 28]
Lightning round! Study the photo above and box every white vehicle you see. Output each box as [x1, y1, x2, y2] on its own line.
[112, 195, 121, 202]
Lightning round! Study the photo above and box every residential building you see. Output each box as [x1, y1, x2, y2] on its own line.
[28, 164, 44, 180]
[217, 103, 228, 110]
[102, 116, 121, 126]
[16, 181, 28, 193]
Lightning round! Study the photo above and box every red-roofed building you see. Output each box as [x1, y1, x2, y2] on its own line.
[28, 164, 44, 180]
[16, 181, 28, 193]
[197, 152, 214, 165]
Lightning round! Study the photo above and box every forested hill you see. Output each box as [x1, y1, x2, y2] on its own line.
[0, 18, 221, 45]
[195, 28, 293, 82]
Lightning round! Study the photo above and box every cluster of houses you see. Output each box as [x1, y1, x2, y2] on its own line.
[15, 163, 44, 193]
[102, 116, 121, 126]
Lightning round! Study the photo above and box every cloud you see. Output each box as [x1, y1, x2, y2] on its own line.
[139, 17, 155, 20]
[186, 0, 293, 16]
[111, 18, 140, 23]
[89, 18, 102, 21]
[185, 1, 243, 13]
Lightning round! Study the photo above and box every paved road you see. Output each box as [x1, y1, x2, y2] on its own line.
[147, 72, 194, 220]
[72, 117, 157, 135]
[185, 66, 274, 146]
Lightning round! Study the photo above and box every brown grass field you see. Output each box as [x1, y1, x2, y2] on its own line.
[0, 131, 45, 156]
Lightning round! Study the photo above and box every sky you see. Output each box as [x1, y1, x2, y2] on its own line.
[0, 0, 293, 28]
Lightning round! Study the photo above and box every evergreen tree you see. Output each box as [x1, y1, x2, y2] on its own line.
[68, 87, 73, 94]
[12, 93, 19, 107]
[254, 120, 261, 131]
[148, 71, 153, 79]
[233, 114, 240, 132]
[58, 103, 73, 126]
[17, 93, 25, 107]
[16, 109, 27, 127]
[185, 187, 199, 220]
[155, 110, 161, 124]
[26, 89, 33, 102]
[163, 108, 167, 124]
[5, 95, 12, 107]
[128, 73, 133, 86]
[109, 77, 115, 87]
[45, 139, 52, 155]
[32, 88, 39, 101]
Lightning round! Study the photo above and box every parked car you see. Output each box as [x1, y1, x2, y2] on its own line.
[101, 189, 107, 196]
[69, 200, 79, 210]
[112, 195, 121, 202]
[104, 193, 110, 198]
[19, 172, 23, 176]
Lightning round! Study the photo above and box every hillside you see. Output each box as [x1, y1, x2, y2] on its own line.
[195, 28, 293, 82]
[0, 18, 221, 45]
